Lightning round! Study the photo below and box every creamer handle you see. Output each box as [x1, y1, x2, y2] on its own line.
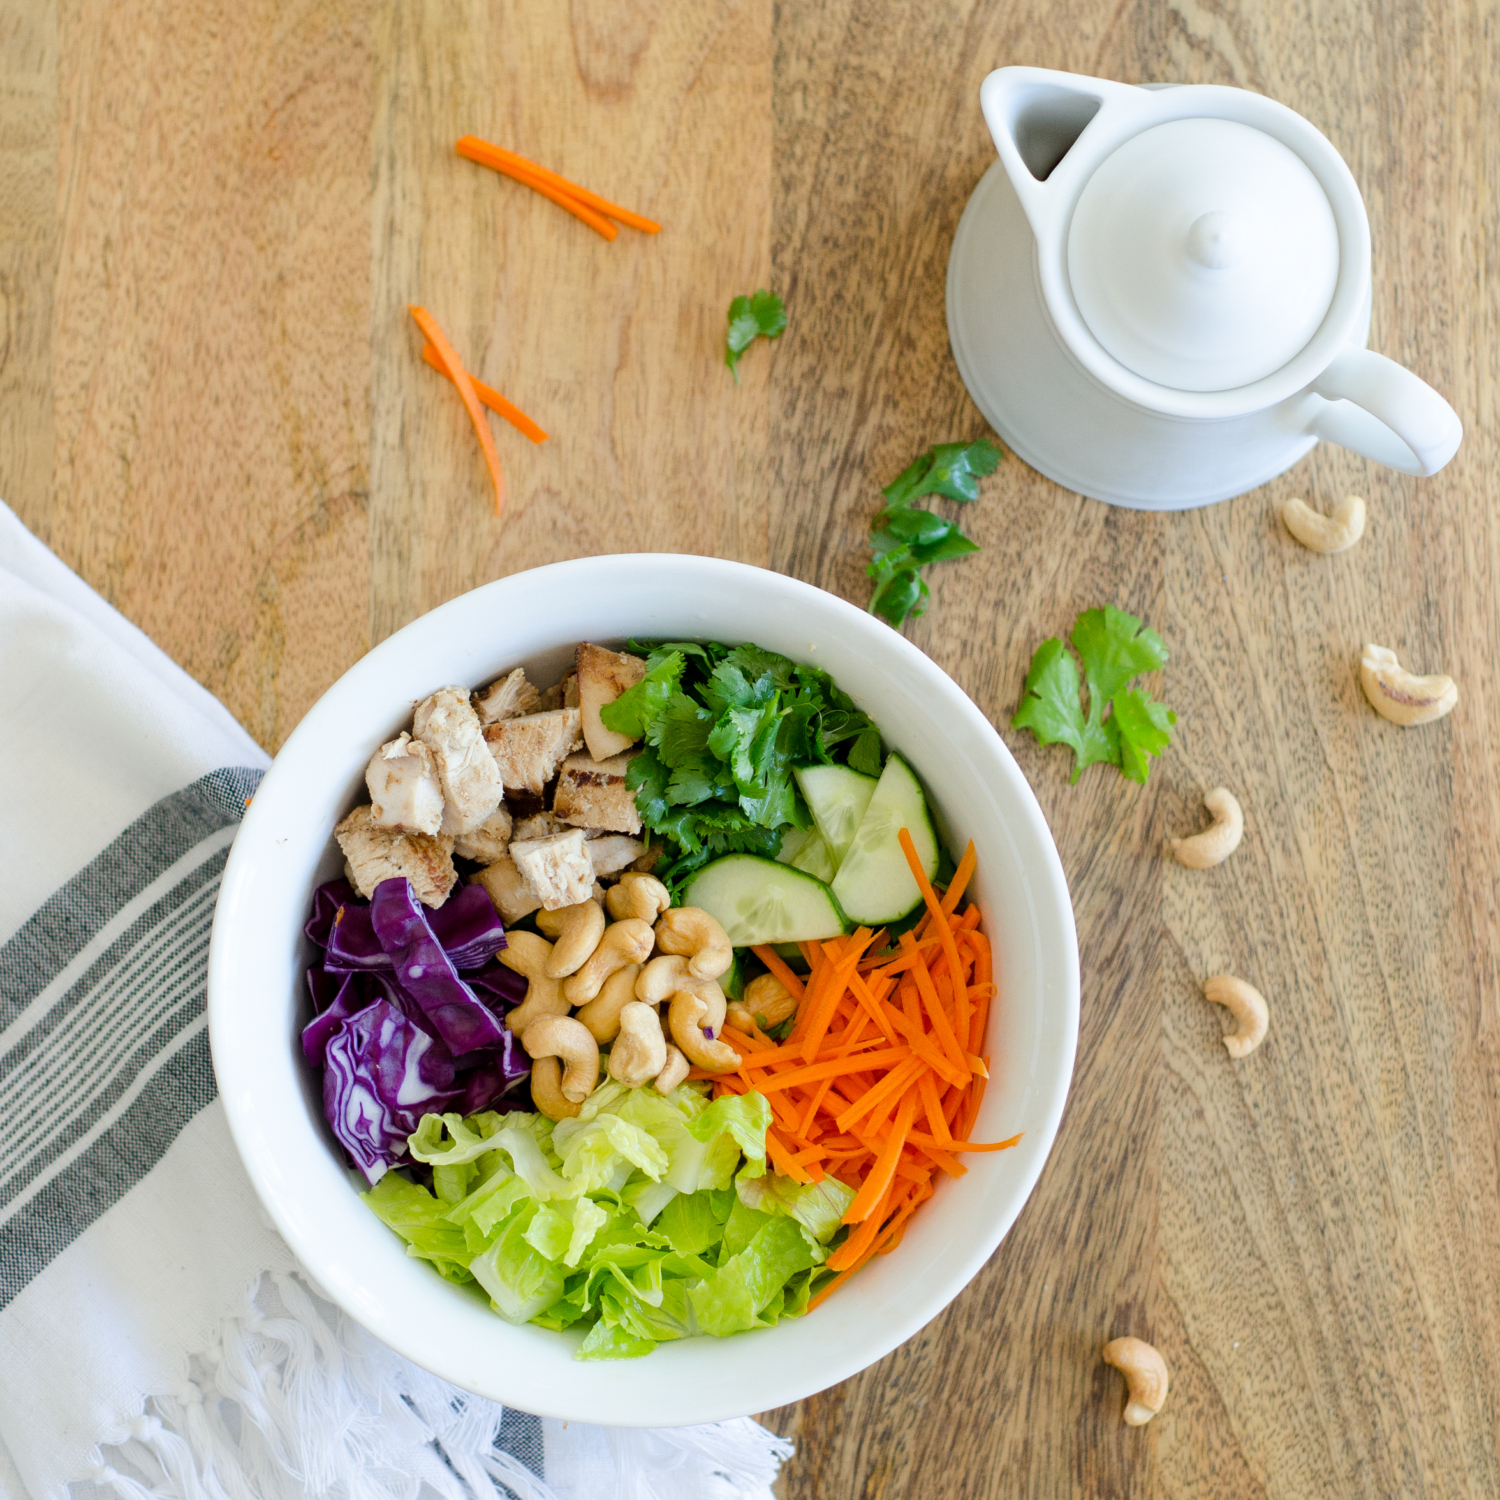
[1312, 348, 1463, 478]
[979, 67, 1152, 255]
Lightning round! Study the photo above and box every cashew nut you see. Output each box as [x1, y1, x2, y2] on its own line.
[573, 963, 643, 1043]
[654, 1045, 690, 1094]
[607, 1001, 669, 1088]
[653, 906, 733, 981]
[1280, 494, 1366, 553]
[605, 872, 671, 924]
[1102, 1337, 1170, 1425]
[1360, 644, 1457, 726]
[521, 1014, 600, 1103]
[562, 918, 655, 1005]
[498, 931, 570, 1033]
[1168, 787, 1243, 869]
[536, 899, 607, 978]
[742, 972, 797, 1029]
[635, 954, 694, 1003]
[529, 1055, 581, 1121]
[1203, 974, 1269, 1058]
[668, 989, 740, 1072]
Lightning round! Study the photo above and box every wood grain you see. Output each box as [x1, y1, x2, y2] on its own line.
[2, 1, 1498, 1496]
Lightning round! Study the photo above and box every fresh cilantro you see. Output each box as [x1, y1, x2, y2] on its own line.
[618, 640, 883, 897]
[866, 439, 1001, 629]
[725, 290, 786, 383]
[1011, 606, 1177, 784]
[599, 652, 685, 739]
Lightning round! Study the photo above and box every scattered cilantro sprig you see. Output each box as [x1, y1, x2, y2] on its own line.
[725, 290, 786, 382]
[866, 439, 1002, 628]
[603, 641, 883, 894]
[1011, 606, 1177, 783]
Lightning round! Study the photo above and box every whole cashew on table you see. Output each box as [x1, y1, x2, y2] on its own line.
[495, 872, 742, 1121]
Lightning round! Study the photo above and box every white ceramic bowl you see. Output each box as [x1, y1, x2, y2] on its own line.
[208, 554, 1079, 1426]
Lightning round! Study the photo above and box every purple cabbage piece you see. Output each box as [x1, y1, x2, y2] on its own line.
[302, 970, 371, 1067]
[369, 879, 506, 1055]
[467, 959, 527, 1013]
[305, 880, 358, 948]
[455, 1033, 532, 1114]
[322, 998, 459, 1183]
[324, 883, 506, 973]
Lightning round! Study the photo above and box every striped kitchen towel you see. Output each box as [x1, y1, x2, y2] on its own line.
[0, 502, 790, 1500]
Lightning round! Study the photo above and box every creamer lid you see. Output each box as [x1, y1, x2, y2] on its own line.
[1066, 117, 1340, 392]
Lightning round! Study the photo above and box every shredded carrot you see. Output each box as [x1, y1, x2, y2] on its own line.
[419, 345, 547, 443]
[456, 135, 661, 234]
[408, 306, 504, 516]
[704, 835, 1016, 1314]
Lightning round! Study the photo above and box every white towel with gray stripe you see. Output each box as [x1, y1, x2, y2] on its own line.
[0, 502, 791, 1500]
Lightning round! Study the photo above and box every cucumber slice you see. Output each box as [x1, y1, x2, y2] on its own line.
[830, 754, 940, 925]
[793, 764, 879, 865]
[778, 825, 839, 884]
[682, 855, 848, 946]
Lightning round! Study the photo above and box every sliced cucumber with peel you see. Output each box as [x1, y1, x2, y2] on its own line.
[778, 825, 839, 884]
[682, 855, 848, 946]
[793, 764, 879, 865]
[830, 754, 940, 925]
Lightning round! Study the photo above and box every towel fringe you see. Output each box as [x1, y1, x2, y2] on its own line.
[73, 1270, 792, 1500]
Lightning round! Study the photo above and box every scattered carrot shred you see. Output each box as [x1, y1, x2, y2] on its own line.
[456, 135, 660, 236]
[702, 833, 1020, 1315]
[408, 306, 505, 516]
[419, 345, 548, 443]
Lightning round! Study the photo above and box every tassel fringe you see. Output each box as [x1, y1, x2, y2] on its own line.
[69, 1272, 792, 1500]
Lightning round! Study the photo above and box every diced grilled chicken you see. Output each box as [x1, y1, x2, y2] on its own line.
[509, 828, 596, 910]
[553, 750, 642, 835]
[576, 643, 648, 760]
[473, 668, 540, 725]
[453, 803, 512, 864]
[413, 687, 506, 835]
[470, 855, 541, 923]
[512, 810, 573, 843]
[335, 805, 456, 907]
[537, 670, 580, 712]
[365, 732, 444, 835]
[587, 835, 645, 878]
[483, 709, 584, 795]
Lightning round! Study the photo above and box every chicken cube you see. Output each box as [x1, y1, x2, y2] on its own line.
[473, 668, 539, 725]
[576, 642, 649, 760]
[335, 804, 456, 907]
[365, 732, 444, 835]
[553, 751, 642, 835]
[512, 810, 573, 843]
[413, 686, 506, 835]
[537, 670, 580, 712]
[453, 803, 512, 864]
[483, 709, 583, 795]
[587, 835, 646, 878]
[470, 855, 542, 924]
[509, 827, 596, 911]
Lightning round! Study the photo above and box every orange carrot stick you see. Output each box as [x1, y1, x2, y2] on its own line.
[844, 1091, 917, 1223]
[456, 135, 661, 233]
[941, 842, 978, 915]
[419, 345, 548, 442]
[409, 306, 504, 517]
[834, 1055, 926, 1133]
[753, 1046, 913, 1095]
[456, 137, 620, 239]
[899, 934, 970, 1078]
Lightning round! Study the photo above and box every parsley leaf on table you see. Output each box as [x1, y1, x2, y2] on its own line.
[725, 289, 787, 383]
[866, 438, 1002, 629]
[1011, 606, 1177, 784]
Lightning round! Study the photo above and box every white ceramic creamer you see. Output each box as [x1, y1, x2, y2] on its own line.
[945, 67, 1463, 510]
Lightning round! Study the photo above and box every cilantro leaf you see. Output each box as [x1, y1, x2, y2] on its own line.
[600, 652, 685, 738]
[882, 438, 1002, 507]
[867, 438, 1002, 628]
[1011, 610, 1177, 783]
[649, 693, 715, 769]
[725, 290, 787, 383]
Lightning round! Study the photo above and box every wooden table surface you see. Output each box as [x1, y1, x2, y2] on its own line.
[4, 1, 1498, 1495]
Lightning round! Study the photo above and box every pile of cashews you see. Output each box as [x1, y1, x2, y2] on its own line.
[499, 872, 758, 1121]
